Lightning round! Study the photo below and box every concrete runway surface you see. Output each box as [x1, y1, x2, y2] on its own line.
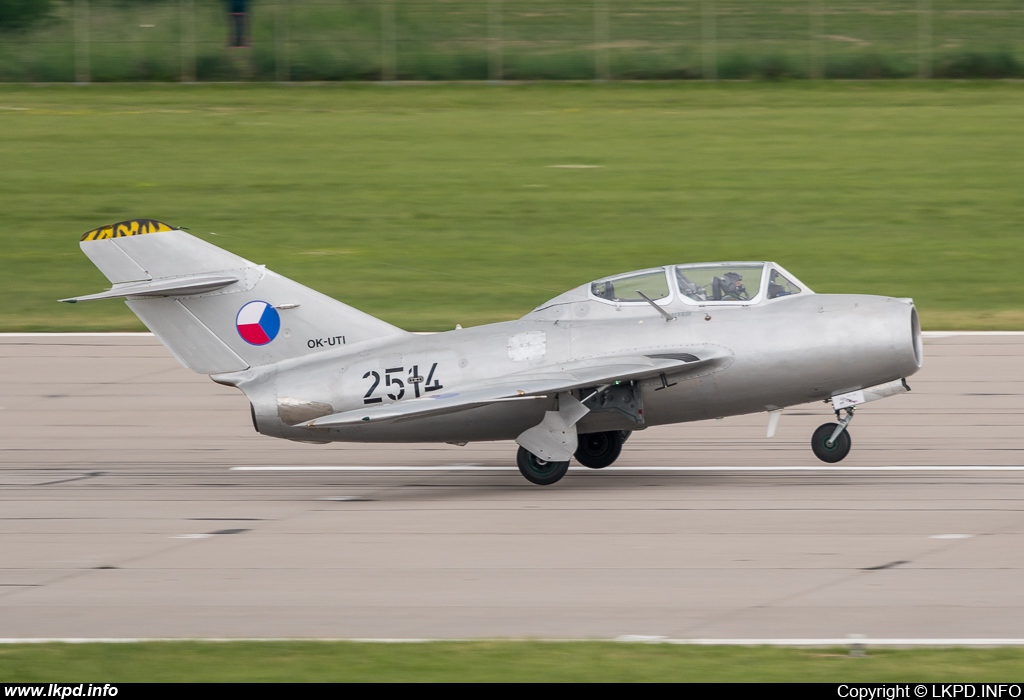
[1, 333, 1023, 640]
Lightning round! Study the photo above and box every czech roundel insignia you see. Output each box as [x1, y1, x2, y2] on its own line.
[236, 301, 281, 346]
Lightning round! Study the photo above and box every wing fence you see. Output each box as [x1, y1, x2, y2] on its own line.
[1, 1, 1021, 82]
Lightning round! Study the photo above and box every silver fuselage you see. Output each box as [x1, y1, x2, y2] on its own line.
[233, 289, 922, 444]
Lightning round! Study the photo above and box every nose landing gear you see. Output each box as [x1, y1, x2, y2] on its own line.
[811, 406, 855, 463]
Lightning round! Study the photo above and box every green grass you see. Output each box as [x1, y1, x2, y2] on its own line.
[1, 82, 1023, 332]
[2, 641, 1024, 681]
[2, 1, 1024, 82]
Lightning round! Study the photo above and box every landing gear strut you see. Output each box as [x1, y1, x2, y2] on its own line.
[516, 446, 570, 485]
[574, 430, 630, 469]
[811, 407, 854, 463]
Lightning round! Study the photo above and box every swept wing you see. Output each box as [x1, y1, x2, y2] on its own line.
[305, 352, 722, 428]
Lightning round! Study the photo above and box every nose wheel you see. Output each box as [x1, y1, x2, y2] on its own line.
[811, 423, 852, 462]
[811, 407, 855, 463]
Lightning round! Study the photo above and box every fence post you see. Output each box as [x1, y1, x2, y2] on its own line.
[918, 0, 932, 78]
[488, 0, 502, 81]
[702, 0, 716, 80]
[181, 0, 196, 82]
[809, 0, 823, 78]
[595, 0, 609, 81]
[276, 0, 289, 82]
[382, 0, 396, 80]
[74, 0, 90, 83]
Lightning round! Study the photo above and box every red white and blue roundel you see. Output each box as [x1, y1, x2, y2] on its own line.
[236, 301, 281, 346]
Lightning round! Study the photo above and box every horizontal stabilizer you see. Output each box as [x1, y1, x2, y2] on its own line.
[60, 274, 239, 303]
[305, 354, 716, 428]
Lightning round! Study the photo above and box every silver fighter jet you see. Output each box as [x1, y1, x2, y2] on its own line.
[64, 220, 923, 485]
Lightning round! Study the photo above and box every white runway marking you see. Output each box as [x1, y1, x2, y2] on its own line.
[230, 465, 1024, 472]
[622, 638, 1024, 647]
[231, 465, 493, 472]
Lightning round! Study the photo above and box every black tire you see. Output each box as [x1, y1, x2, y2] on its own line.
[574, 431, 624, 469]
[811, 423, 852, 463]
[516, 447, 570, 485]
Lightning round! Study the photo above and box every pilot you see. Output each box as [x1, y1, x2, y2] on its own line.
[713, 272, 748, 301]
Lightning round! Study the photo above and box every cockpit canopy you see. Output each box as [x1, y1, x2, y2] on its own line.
[589, 262, 811, 306]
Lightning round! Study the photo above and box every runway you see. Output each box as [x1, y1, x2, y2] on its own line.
[1, 333, 1023, 640]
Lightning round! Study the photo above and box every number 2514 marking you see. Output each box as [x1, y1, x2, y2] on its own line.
[363, 363, 442, 404]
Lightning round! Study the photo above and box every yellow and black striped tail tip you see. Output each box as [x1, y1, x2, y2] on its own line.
[81, 219, 177, 242]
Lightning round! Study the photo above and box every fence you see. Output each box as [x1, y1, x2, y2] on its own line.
[1, 1, 1022, 83]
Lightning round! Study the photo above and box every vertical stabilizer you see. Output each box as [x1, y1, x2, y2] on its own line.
[69, 220, 409, 374]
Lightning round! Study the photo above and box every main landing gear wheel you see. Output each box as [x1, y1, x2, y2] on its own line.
[516, 446, 570, 486]
[811, 423, 852, 463]
[574, 431, 625, 469]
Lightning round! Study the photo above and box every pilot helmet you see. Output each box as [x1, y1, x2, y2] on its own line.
[722, 271, 744, 289]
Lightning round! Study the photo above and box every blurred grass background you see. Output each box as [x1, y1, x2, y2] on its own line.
[1, 1, 1023, 82]
[2, 80, 1024, 331]
[1, 82, 1022, 331]
[4, 641, 1024, 681]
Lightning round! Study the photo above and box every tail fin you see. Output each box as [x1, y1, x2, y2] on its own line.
[64, 220, 408, 374]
